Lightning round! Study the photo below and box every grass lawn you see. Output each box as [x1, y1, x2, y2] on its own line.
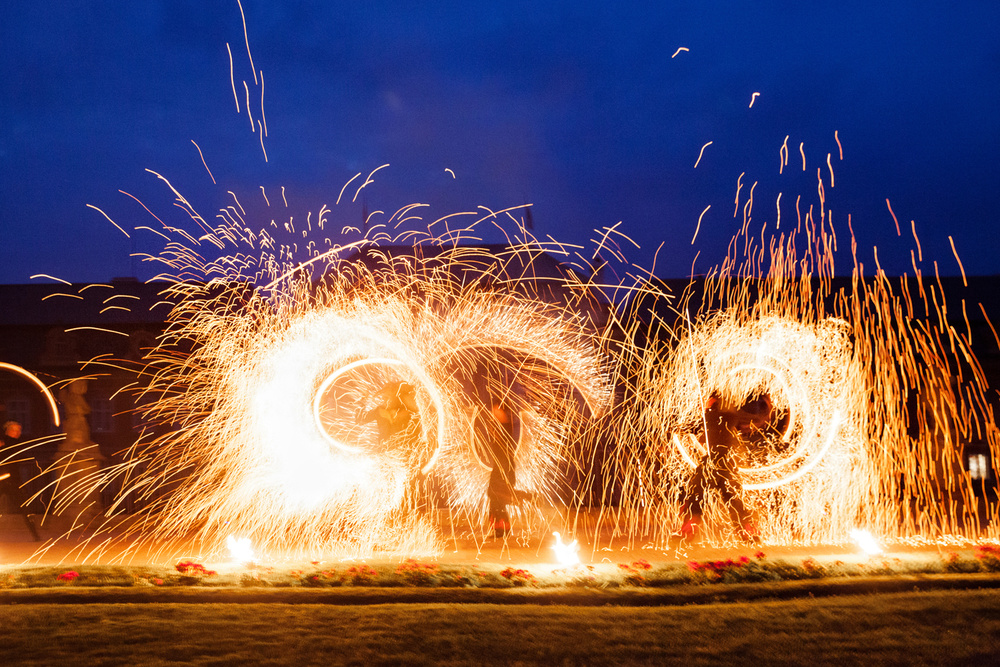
[1, 588, 998, 665]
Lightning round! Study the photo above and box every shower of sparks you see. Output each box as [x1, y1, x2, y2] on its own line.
[39, 172, 611, 563]
[17, 3, 1000, 560]
[22, 146, 1000, 562]
[26, 151, 1000, 560]
[598, 142, 1000, 551]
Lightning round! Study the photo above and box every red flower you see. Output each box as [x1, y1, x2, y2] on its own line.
[802, 557, 822, 573]
[175, 560, 216, 577]
[754, 551, 766, 560]
[344, 564, 378, 583]
[56, 570, 80, 582]
[975, 544, 1000, 558]
[688, 556, 750, 578]
[500, 567, 535, 584]
[396, 559, 439, 575]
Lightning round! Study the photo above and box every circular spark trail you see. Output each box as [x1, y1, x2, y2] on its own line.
[0, 362, 61, 427]
[602, 174, 1000, 550]
[30, 156, 1000, 560]
[48, 188, 610, 562]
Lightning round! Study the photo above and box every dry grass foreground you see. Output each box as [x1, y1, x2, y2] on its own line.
[0, 588, 998, 665]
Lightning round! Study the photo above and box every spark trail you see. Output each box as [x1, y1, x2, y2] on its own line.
[43, 178, 612, 563]
[600, 153, 1000, 550]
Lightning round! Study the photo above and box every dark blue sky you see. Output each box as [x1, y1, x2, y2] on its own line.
[2, 1, 999, 284]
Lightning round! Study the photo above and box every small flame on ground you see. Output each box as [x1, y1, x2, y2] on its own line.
[227, 535, 256, 563]
[552, 531, 580, 566]
[849, 528, 883, 556]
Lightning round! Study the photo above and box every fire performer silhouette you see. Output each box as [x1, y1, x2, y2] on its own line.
[467, 359, 536, 538]
[673, 392, 775, 547]
[358, 380, 420, 443]
[0, 421, 41, 541]
[475, 396, 522, 536]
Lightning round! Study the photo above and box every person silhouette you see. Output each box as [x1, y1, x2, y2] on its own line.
[0, 421, 41, 541]
[673, 392, 774, 547]
[477, 398, 520, 537]
[358, 381, 419, 443]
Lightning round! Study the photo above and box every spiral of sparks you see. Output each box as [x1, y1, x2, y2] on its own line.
[52, 189, 613, 561]
[13, 9, 998, 564]
[663, 315, 861, 492]
[602, 179, 1000, 549]
[30, 168, 1000, 561]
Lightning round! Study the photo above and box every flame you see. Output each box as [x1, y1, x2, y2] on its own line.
[552, 531, 580, 566]
[849, 528, 883, 556]
[227, 535, 256, 564]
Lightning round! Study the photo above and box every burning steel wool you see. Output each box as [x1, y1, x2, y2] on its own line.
[603, 159, 1000, 550]
[28, 175, 1000, 561]
[654, 312, 871, 544]
[22, 181, 1000, 562]
[20, 144, 999, 565]
[0, 6, 989, 586]
[47, 188, 613, 562]
[14, 6, 997, 561]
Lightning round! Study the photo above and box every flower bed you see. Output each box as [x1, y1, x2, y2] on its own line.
[1, 547, 998, 591]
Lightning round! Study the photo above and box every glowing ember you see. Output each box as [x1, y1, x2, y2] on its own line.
[226, 535, 256, 564]
[551, 532, 580, 567]
[850, 529, 884, 556]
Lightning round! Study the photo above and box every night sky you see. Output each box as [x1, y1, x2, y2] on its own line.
[2, 1, 998, 285]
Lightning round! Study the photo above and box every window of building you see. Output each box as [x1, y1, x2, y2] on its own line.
[41, 329, 80, 366]
[90, 395, 114, 433]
